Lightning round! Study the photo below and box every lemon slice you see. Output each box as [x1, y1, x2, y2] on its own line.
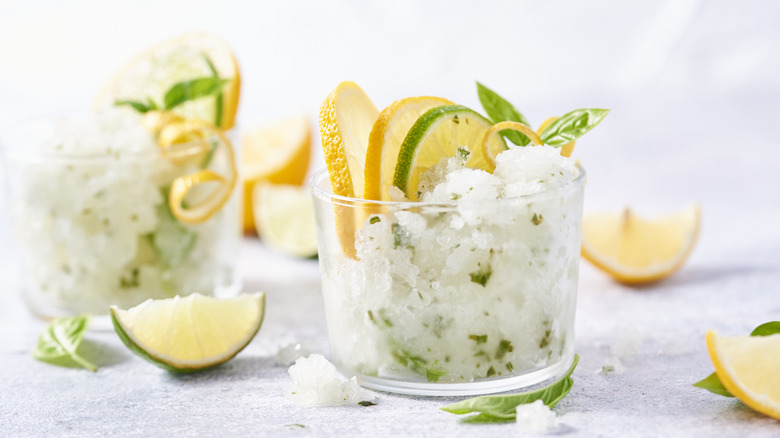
[581, 205, 701, 284]
[481, 121, 542, 168]
[393, 105, 506, 200]
[111, 293, 265, 372]
[706, 331, 780, 419]
[241, 116, 312, 234]
[364, 96, 454, 200]
[319, 81, 378, 199]
[253, 183, 318, 258]
[94, 32, 241, 129]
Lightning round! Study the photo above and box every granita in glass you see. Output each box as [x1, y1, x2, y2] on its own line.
[313, 81, 606, 395]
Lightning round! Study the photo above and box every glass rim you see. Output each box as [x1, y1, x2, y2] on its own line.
[310, 160, 586, 207]
[0, 111, 234, 162]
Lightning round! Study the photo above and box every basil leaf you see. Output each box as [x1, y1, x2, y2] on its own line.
[693, 372, 734, 397]
[476, 82, 531, 146]
[539, 108, 609, 146]
[33, 314, 97, 372]
[441, 354, 579, 422]
[115, 99, 155, 113]
[750, 321, 780, 337]
[203, 55, 225, 127]
[164, 77, 230, 111]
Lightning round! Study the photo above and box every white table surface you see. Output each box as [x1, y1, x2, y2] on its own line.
[2, 1, 780, 436]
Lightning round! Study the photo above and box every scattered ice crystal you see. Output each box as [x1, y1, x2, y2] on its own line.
[275, 341, 321, 366]
[516, 400, 559, 433]
[286, 354, 376, 407]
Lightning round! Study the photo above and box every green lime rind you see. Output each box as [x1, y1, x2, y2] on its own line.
[392, 105, 506, 199]
[110, 294, 265, 373]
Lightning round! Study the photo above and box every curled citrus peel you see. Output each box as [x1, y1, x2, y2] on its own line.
[142, 111, 237, 224]
[482, 121, 543, 167]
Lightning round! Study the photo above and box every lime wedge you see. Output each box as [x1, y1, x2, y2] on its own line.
[393, 105, 506, 200]
[253, 183, 318, 258]
[111, 293, 265, 372]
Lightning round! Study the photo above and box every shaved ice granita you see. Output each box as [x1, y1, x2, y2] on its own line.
[313, 81, 607, 395]
[1, 108, 240, 317]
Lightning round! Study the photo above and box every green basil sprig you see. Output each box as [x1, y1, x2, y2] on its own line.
[441, 354, 579, 423]
[693, 321, 780, 397]
[33, 314, 97, 372]
[476, 82, 531, 146]
[538, 108, 610, 146]
[162, 77, 230, 112]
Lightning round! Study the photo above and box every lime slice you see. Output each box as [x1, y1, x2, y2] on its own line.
[253, 183, 318, 258]
[364, 96, 454, 200]
[111, 293, 265, 372]
[393, 105, 506, 200]
[94, 33, 241, 129]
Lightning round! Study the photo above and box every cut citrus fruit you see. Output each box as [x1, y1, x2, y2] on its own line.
[581, 205, 701, 284]
[393, 105, 506, 200]
[94, 32, 241, 129]
[241, 116, 312, 234]
[319, 81, 378, 259]
[111, 292, 265, 372]
[706, 330, 780, 419]
[538, 116, 576, 157]
[364, 96, 453, 200]
[253, 183, 318, 258]
[319, 81, 378, 199]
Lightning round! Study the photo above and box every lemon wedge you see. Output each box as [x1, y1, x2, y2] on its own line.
[111, 293, 265, 372]
[364, 96, 453, 200]
[241, 116, 312, 234]
[581, 205, 701, 284]
[94, 32, 241, 129]
[253, 183, 318, 258]
[706, 330, 780, 419]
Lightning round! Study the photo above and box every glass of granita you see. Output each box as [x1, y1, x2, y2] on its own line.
[311, 145, 586, 395]
[0, 109, 241, 318]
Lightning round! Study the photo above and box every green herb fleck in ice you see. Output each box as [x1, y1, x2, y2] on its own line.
[441, 354, 579, 423]
[469, 263, 492, 287]
[33, 314, 97, 372]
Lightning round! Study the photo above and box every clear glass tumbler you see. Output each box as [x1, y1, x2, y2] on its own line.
[0, 113, 241, 318]
[311, 164, 586, 395]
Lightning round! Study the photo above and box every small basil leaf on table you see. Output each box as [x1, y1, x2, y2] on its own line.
[476, 81, 532, 146]
[750, 321, 780, 337]
[33, 314, 97, 372]
[441, 354, 579, 423]
[539, 108, 609, 146]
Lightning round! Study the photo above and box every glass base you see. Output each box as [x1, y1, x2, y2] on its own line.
[353, 352, 575, 396]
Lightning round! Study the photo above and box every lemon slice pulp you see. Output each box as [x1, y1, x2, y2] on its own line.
[581, 205, 701, 284]
[111, 293, 265, 372]
[241, 116, 312, 234]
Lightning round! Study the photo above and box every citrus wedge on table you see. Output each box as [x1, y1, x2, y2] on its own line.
[253, 183, 318, 258]
[581, 205, 701, 284]
[706, 331, 780, 419]
[111, 293, 265, 372]
[241, 116, 312, 234]
[393, 105, 507, 200]
[94, 33, 241, 129]
[319, 81, 378, 259]
[364, 96, 453, 200]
